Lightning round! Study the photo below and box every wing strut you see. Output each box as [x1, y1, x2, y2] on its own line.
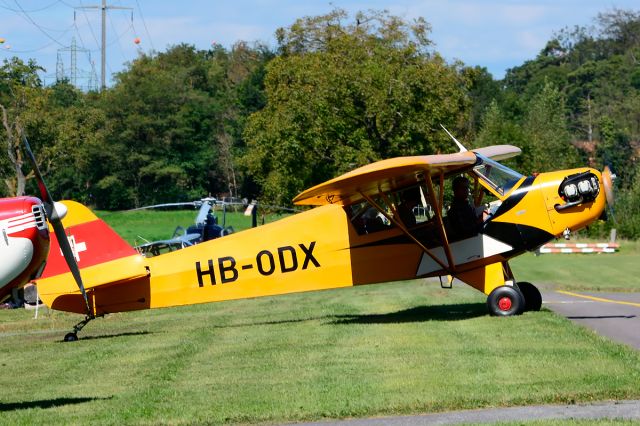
[358, 188, 453, 274]
[424, 173, 456, 274]
[438, 171, 445, 215]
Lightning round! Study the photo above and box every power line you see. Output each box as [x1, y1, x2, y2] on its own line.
[134, 0, 154, 51]
[73, 4, 136, 74]
[3, 0, 148, 88]
[108, 12, 129, 62]
[0, 0, 62, 13]
[66, 25, 100, 89]
[11, 0, 67, 47]
[77, 0, 102, 50]
[0, 39, 59, 54]
[75, 0, 132, 90]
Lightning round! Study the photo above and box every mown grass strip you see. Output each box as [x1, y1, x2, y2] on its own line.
[2, 210, 638, 424]
[1, 281, 639, 424]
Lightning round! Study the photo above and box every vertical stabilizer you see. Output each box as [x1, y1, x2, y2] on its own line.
[36, 200, 148, 314]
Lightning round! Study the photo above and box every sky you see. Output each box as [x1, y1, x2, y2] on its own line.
[1, 0, 638, 88]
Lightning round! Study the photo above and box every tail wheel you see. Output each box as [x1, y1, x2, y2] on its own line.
[517, 281, 542, 312]
[487, 285, 525, 316]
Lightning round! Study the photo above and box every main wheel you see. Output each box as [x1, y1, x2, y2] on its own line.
[63, 332, 78, 342]
[517, 281, 542, 312]
[487, 285, 525, 316]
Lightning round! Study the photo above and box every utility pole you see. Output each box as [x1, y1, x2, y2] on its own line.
[75, 0, 132, 91]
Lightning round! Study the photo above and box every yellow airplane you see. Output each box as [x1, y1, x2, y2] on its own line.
[34, 141, 610, 341]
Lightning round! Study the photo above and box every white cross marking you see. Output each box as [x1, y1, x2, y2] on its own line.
[60, 235, 87, 262]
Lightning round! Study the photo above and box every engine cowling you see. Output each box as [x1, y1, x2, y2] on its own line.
[0, 196, 50, 301]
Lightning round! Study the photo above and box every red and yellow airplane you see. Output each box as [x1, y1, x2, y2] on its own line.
[0, 138, 90, 309]
[33, 139, 611, 341]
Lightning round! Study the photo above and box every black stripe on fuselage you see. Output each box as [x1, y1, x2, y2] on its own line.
[490, 175, 536, 220]
[483, 175, 554, 253]
[483, 221, 554, 253]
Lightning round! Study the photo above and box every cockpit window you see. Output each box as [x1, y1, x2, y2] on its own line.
[472, 154, 523, 196]
[347, 184, 435, 235]
[348, 198, 392, 235]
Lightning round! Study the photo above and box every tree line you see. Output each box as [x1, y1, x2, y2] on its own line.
[1, 8, 639, 238]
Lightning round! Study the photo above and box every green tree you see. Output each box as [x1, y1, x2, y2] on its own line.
[521, 82, 580, 174]
[461, 66, 501, 137]
[0, 57, 45, 197]
[616, 167, 640, 239]
[474, 100, 526, 170]
[596, 116, 633, 181]
[90, 43, 272, 209]
[244, 9, 469, 204]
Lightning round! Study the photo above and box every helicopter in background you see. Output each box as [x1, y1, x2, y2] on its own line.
[133, 198, 236, 257]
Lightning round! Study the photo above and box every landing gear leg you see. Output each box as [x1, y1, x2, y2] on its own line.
[63, 314, 100, 342]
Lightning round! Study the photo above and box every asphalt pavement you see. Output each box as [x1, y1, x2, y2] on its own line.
[294, 400, 640, 425]
[543, 289, 640, 350]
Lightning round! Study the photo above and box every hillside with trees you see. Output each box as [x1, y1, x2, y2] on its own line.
[1, 8, 639, 237]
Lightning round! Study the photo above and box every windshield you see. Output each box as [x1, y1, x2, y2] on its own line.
[472, 154, 523, 196]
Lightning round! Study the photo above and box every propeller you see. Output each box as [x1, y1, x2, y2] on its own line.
[601, 165, 617, 224]
[602, 165, 615, 207]
[21, 136, 92, 317]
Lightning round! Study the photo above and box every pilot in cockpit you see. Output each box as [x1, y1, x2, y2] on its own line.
[446, 176, 486, 240]
[396, 186, 421, 228]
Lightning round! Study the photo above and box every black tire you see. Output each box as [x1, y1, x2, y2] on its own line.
[517, 281, 542, 312]
[63, 332, 78, 342]
[487, 285, 525, 316]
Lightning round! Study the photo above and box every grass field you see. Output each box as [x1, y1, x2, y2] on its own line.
[1, 282, 640, 424]
[1, 209, 639, 424]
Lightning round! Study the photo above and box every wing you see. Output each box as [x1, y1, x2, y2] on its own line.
[293, 152, 477, 206]
[472, 145, 521, 161]
[293, 145, 521, 207]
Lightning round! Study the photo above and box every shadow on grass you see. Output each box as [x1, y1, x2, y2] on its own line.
[208, 316, 340, 329]
[332, 303, 487, 324]
[56, 331, 152, 342]
[205, 303, 487, 329]
[0, 396, 112, 411]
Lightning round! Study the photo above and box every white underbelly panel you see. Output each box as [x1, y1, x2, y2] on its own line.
[0, 234, 34, 287]
[416, 234, 513, 276]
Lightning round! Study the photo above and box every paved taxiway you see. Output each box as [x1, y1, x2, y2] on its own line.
[296, 400, 640, 425]
[543, 290, 640, 349]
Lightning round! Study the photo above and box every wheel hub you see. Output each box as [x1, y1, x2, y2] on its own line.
[498, 296, 512, 311]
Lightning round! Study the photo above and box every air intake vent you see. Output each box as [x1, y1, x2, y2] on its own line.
[32, 204, 47, 231]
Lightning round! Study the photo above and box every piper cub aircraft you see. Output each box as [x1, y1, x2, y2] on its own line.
[34, 136, 611, 341]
